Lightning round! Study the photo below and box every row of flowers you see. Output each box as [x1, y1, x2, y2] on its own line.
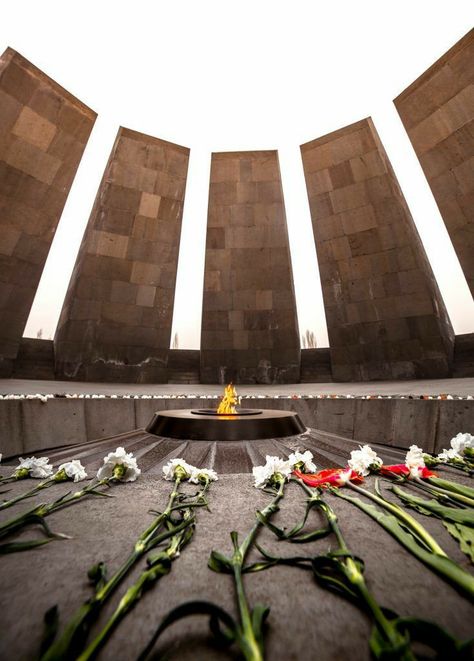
[1, 433, 473, 660]
[1, 393, 472, 402]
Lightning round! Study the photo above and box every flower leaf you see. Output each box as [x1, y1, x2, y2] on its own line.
[392, 486, 474, 526]
[40, 606, 59, 656]
[87, 562, 108, 591]
[137, 601, 237, 660]
[251, 603, 270, 648]
[0, 537, 55, 554]
[443, 522, 474, 564]
[208, 550, 232, 573]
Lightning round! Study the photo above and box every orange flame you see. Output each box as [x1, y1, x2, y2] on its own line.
[217, 383, 240, 415]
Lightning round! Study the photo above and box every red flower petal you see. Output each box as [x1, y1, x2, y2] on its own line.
[293, 467, 363, 488]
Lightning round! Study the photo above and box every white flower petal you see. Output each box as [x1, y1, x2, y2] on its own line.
[288, 450, 316, 473]
[162, 458, 193, 481]
[348, 444, 382, 477]
[57, 460, 88, 482]
[97, 447, 141, 482]
[405, 445, 425, 470]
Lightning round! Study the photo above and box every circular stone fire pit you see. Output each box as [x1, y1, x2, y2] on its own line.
[146, 408, 305, 441]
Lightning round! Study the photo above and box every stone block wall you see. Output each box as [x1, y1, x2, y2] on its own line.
[55, 127, 189, 382]
[0, 48, 96, 376]
[395, 29, 474, 298]
[301, 118, 454, 381]
[200, 150, 300, 384]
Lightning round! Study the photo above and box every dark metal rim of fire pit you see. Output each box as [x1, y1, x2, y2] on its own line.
[146, 408, 306, 441]
[191, 408, 262, 416]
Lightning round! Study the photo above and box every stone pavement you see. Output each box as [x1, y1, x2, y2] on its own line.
[1, 377, 474, 396]
[0, 467, 473, 660]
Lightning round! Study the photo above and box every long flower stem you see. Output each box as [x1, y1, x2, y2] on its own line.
[294, 479, 412, 657]
[334, 486, 474, 601]
[232, 478, 285, 661]
[0, 478, 112, 541]
[0, 478, 56, 511]
[78, 516, 194, 661]
[41, 477, 208, 661]
[348, 482, 447, 556]
[415, 480, 474, 508]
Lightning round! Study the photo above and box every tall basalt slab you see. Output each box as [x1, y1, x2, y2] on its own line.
[0, 48, 96, 376]
[200, 150, 300, 384]
[55, 127, 189, 382]
[395, 29, 474, 298]
[301, 118, 454, 381]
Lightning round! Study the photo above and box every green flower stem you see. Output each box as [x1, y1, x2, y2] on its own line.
[0, 477, 57, 511]
[334, 487, 474, 601]
[294, 479, 413, 656]
[41, 477, 209, 661]
[412, 478, 474, 509]
[77, 512, 195, 661]
[233, 476, 285, 661]
[0, 478, 112, 541]
[425, 477, 474, 507]
[0, 475, 18, 485]
[347, 481, 447, 556]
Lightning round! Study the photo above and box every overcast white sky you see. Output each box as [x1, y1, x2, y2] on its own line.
[2, 0, 473, 347]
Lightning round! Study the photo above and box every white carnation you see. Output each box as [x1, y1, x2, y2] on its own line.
[450, 432, 474, 455]
[348, 445, 382, 476]
[405, 445, 425, 471]
[288, 450, 316, 473]
[189, 467, 218, 484]
[438, 447, 461, 462]
[162, 458, 193, 481]
[57, 460, 87, 483]
[17, 456, 54, 479]
[252, 455, 291, 489]
[97, 447, 140, 482]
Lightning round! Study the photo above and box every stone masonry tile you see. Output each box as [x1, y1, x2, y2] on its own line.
[348, 228, 382, 257]
[329, 160, 354, 189]
[138, 193, 161, 218]
[103, 183, 141, 212]
[70, 298, 101, 321]
[96, 207, 135, 236]
[210, 157, 240, 183]
[236, 181, 258, 204]
[115, 135, 148, 166]
[82, 254, 133, 282]
[339, 204, 378, 235]
[439, 84, 474, 134]
[88, 229, 129, 260]
[11, 105, 57, 151]
[75, 276, 112, 302]
[0, 61, 40, 105]
[57, 102, 94, 142]
[309, 192, 334, 219]
[126, 237, 161, 263]
[306, 168, 333, 196]
[229, 203, 255, 227]
[209, 181, 237, 205]
[157, 197, 183, 223]
[0, 89, 22, 135]
[206, 227, 226, 250]
[253, 202, 285, 225]
[330, 180, 368, 214]
[154, 171, 186, 201]
[201, 309, 229, 331]
[0, 224, 21, 256]
[135, 284, 156, 308]
[317, 214, 345, 241]
[48, 131, 85, 169]
[350, 149, 387, 181]
[251, 155, 279, 181]
[397, 63, 462, 130]
[29, 84, 64, 124]
[256, 180, 282, 203]
[409, 109, 453, 155]
[130, 261, 161, 286]
[4, 134, 61, 185]
[110, 280, 139, 305]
